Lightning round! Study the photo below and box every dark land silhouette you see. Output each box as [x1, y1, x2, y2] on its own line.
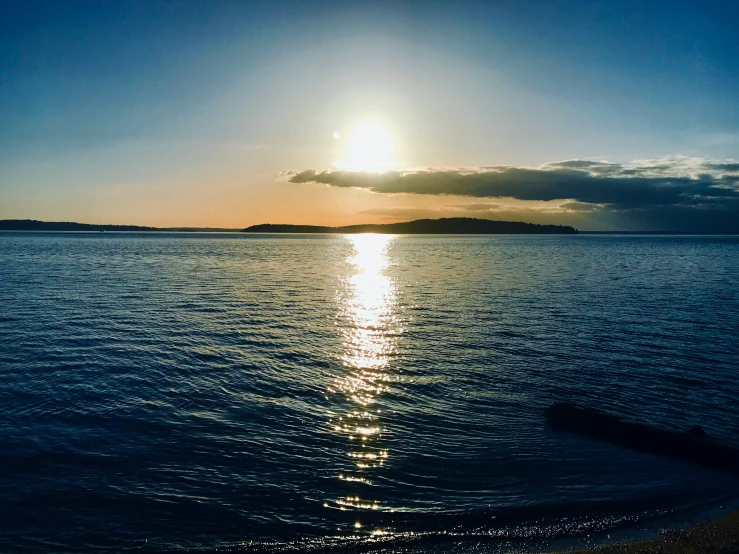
[0, 220, 238, 232]
[545, 402, 739, 475]
[243, 217, 578, 234]
[0, 218, 577, 233]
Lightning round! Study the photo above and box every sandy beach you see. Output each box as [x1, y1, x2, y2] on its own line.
[563, 511, 739, 554]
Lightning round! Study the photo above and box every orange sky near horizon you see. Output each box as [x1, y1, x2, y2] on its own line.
[2, 2, 738, 233]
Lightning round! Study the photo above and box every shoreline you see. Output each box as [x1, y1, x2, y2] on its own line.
[557, 509, 739, 553]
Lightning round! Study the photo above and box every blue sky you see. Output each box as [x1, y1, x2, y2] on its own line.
[1, 0, 738, 230]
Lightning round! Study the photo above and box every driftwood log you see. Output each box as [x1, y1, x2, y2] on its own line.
[544, 402, 739, 474]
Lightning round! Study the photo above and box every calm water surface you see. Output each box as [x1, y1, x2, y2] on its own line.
[1, 233, 738, 552]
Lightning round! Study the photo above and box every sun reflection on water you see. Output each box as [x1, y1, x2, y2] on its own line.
[327, 234, 399, 523]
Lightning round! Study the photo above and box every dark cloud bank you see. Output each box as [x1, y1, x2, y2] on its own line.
[283, 158, 739, 232]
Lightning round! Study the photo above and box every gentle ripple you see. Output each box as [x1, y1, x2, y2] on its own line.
[0, 232, 738, 553]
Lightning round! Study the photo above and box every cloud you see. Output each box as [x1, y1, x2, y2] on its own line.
[283, 157, 739, 231]
[284, 157, 739, 209]
[449, 203, 503, 211]
[704, 162, 739, 172]
[559, 201, 603, 212]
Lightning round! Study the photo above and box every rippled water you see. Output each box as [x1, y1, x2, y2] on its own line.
[1, 232, 738, 553]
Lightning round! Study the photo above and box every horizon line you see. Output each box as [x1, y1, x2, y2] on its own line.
[2, 218, 739, 235]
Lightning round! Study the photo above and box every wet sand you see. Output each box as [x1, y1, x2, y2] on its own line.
[563, 510, 739, 553]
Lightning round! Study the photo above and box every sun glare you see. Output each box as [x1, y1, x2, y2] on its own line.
[349, 123, 392, 172]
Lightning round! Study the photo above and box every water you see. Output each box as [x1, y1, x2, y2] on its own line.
[1, 232, 738, 553]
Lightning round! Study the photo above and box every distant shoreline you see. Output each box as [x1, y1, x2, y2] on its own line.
[1, 217, 578, 234]
[242, 218, 578, 234]
[0, 220, 239, 232]
[3, 219, 739, 235]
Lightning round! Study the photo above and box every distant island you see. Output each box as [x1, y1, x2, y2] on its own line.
[0, 220, 238, 232]
[0, 218, 577, 234]
[3, 220, 731, 234]
[242, 218, 578, 234]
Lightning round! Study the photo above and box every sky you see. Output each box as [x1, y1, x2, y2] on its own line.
[1, 0, 738, 231]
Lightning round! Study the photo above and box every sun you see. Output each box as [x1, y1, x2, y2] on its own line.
[349, 123, 392, 171]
